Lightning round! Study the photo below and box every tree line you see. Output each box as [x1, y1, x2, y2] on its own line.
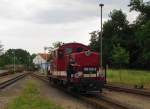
[0, 45, 35, 69]
[89, 0, 150, 69]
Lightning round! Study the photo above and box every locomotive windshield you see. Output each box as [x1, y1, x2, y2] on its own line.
[65, 48, 72, 54]
[76, 47, 83, 52]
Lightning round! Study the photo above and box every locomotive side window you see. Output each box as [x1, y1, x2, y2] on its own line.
[65, 48, 72, 54]
[76, 47, 83, 52]
[58, 50, 64, 59]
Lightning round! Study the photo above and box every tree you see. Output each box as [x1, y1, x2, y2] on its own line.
[135, 21, 150, 68]
[112, 44, 129, 68]
[89, 31, 99, 51]
[129, 0, 144, 12]
[52, 41, 63, 48]
[102, 9, 130, 66]
[89, 9, 131, 67]
[0, 42, 4, 67]
[89, 1, 150, 69]
[129, 0, 150, 24]
[3, 49, 30, 66]
[0, 55, 5, 67]
[129, 0, 150, 69]
[47, 41, 64, 54]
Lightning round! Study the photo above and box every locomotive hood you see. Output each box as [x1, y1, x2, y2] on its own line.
[71, 51, 100, 67]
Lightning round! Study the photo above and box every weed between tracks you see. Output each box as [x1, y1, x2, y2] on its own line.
[5, 81, 63, 109]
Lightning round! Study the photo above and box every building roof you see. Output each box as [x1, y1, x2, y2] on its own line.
[38, 53, 50, 61]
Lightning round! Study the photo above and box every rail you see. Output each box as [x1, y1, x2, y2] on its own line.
[104, 84, 150, 97]
[0, 73, 28, 89]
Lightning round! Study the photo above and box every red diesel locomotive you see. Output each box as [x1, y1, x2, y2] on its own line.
[47, 42, 105, 93]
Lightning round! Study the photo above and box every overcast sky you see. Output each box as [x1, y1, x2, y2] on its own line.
[0, 0, 145, 54]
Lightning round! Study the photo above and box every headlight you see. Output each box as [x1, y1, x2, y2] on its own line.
[75, 72, 83, 78]
[74, 73, 79, 78]
[78, 72, 83, 76]
[85, 50, 91, 56]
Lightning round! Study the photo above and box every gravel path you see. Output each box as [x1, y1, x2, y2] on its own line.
[103, 89, 150, 109]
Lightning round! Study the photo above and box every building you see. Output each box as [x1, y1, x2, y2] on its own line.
[33, 53, 49, 71]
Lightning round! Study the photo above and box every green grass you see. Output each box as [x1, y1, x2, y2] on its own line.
[107, 69, 150, 88]
[5, 81, 63, 109]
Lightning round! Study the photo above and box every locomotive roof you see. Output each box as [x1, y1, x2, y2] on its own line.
[51, 42, 90, 54]
[59, 42, 90, 49]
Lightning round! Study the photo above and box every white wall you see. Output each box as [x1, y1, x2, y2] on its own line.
[33, 55, 46, 65]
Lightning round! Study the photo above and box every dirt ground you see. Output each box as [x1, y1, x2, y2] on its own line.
[103, 89, 150, 109]
[0, 76, 28, 109]
[1, 75, 149, 109]
[0, 76, 98, 109]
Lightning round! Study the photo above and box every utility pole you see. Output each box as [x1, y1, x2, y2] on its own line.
[99, 3, 104, 73]
[28, 55, 31, 70]
[13, 50, 15, 73]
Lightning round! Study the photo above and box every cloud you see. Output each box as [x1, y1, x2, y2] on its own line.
[0, 0, 110, 24]
[0, 0, 139, 53]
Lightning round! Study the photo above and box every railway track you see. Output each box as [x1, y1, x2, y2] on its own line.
[0, 71, 12, 77]
[31, 73, 134, 109]
[0, 69, 25, 78]
[104, 84, 150, 97]
[0, 73, 28, 89]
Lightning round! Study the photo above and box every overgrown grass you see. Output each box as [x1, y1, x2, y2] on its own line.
[107, 69, 150, 88]
[5, 81, 63, 109]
